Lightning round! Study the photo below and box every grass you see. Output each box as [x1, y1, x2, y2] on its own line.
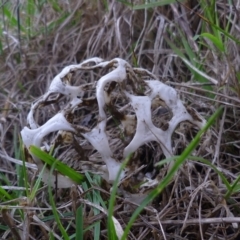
[1, 0, 240, 239]
[30, 145, 85, 185]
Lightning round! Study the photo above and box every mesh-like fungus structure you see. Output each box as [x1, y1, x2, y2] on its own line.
[21, 57, 206, 189]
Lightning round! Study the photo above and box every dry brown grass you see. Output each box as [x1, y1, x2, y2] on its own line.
[1, 0, 240, 239]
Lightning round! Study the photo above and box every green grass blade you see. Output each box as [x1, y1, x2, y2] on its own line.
[0, 173, 11, 187]
[132, 0, 185, 9]
[156, 155, 231, 191]
[49, 0, 63, 12]
[71, 221, 101, 239]
[48, 161, 70, 240]
[85, 172, 107, 209]
[200, 32, 225, 53]
[49, 231, 55, 240]
[29, 145, 85, 184]
[108, 153, 133, 240]
[75, 206, 84, 240]
[0, 225, 8, 231]
[2, 6, 25, 33]
[84, 173, 101, 240]
[225, 174, 240, 199]
[0, 187, 13, 201]
[29, 164, 47, 201]
[14, 128, 27, 197]
[165, 36, 218, 86]
[209, 21, 239, 44]
[199, 0, 240, 45]
[177, 29, 213, 92]
[230, 184, 240, 194]
[188, 156, 231, 190]
[179, 31, 197, 62]
[116, 0, 133, 7]
[26, 0, 35, 38]
[18, 136, 29, 197]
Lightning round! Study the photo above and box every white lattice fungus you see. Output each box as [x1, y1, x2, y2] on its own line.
[82, 127, 124, 182]
[21, 112, 76, 188]
[123, 80, 205, 158]
[96, 58, 128, 121]
[27, 57, 104, 129]
[21, 57, 206, 188]
[123, 94, 172, 157]
[47, 57, 104, 95]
